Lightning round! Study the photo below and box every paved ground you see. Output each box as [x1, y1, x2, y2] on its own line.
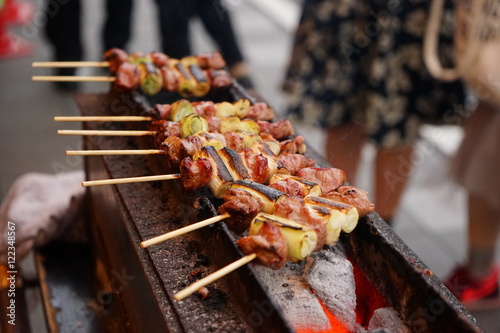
[0, 0, 498, 331]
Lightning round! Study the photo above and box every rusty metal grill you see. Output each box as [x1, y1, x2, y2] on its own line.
[73, 89, 482, 332]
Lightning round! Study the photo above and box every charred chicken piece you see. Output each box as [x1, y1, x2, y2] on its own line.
[277, 135, 307, 154]
[296, 167, 346, 194]
[239, 150, 270, 184]
[206, 69, 233, 89]
[237, 221, 288, 270]
[160, 132, 221, 157]
[144, 104, 173, 120]
[246, 103, 275, 121]
[103, 48, 129, 74]
[278, 154, 315, 175]
[150, 51, 169, 68]
[159, 66, 181, 92]
[114, 62, 140, 91]
[160, 136, 199, 166]
[152, 120, 181, 144]
[269, 174, 322, 197]
[196, 51, 226, 69]
[192, 101, 217, 117]
[257, 120, 294, 140]
[323, 186, 375, 217]
[179, 157, 213, 191]
[217, 188, 262, 234]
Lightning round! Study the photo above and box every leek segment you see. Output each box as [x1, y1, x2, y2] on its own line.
[170, 100, 196, 121]
[237, 131, 262, 149]
[216, 102, 237, 118]
[181, 56, 210, 96]
[138, 62, 163, 95]
[179, 114, 209, 138]
[233, 99, 251, 118]
[341, 207, 359, 233]
[219, 117, 260, 134]
[304, 196, 360, 234]
[249, 213, 317, 262]
[240, 120, 260, 134]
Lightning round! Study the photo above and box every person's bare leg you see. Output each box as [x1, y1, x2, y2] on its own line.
[466, 194, 500, 277]
[325, 123, 365, 184]
[374, 144, 414, 222]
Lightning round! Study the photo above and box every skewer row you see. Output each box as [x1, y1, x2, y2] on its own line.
[48, 87, 373, 301]
[32, 48, 233, 97]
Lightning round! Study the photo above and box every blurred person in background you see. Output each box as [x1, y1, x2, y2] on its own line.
[44, 0, 133, 91]
[44, 0, 253, 90]
[282, 0, 466, 224]
[154, 0, 253, 88]
[444, 100, 500, 309]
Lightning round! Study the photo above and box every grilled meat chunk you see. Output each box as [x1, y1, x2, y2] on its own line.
[192, 101, 217, 117]
[196, 51, 226, 69]
[114, 62, 140, 91]
[237, 221, 288, 270]
[150, 51, 169, 67]
[257, 120, 294, 140]
[160, 66, 181, 92]
[296, 167, 346, 194]
[217, 188, 262, 234]
[323, 186, 375, 217]
[103, 48, 129, 74]
[278, 154, 315, 175]
[206, 69, 233, 89]
[179, 157, 213, 190]
[246, 102, 274, 121]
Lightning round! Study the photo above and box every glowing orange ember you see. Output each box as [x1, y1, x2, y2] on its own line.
[294, 289, 350, 333]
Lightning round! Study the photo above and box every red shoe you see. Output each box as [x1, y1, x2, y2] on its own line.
[444, 265, 500, 311]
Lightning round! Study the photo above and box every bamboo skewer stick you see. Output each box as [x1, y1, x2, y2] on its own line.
[82, 174, 180, 187]
[32, 76, 115, 82]
[174, 253, 257, 301]
[140, 213, 231, 248]
[66, 149, 163, 156]
[58, 130, 155, 136]
[54, 116, 153, 122]
[32, 61, 110, 68]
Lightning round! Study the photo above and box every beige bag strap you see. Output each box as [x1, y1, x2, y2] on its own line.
[423, 0, 485, 81]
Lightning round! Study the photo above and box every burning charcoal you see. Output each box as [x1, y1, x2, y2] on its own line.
[305, 248, 357, 331]
[368, 307, 411, 333]
[253, 264, 333, 331]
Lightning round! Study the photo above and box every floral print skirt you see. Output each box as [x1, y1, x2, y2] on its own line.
[283, 0, 466, 148]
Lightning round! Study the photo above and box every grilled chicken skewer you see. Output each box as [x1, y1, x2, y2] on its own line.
[142, 168, 373, 254]
[53, 99, 274, 123]
[173, 182, 374, 301]
[57, 99, 280, 139]
[80, 142, 313, 186]
[33, 48, 232, 97]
